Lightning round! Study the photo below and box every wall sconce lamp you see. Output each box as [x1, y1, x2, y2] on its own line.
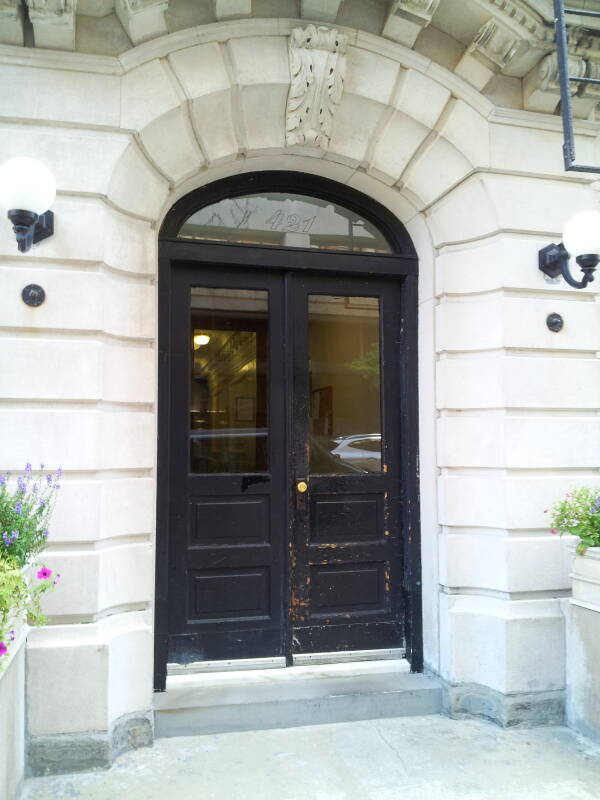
[0, 157, 56, 253]
[539, 211, 600, 289]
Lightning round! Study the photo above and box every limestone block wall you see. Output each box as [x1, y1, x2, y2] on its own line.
[433, 167, 600, 711]
[0, 18, 598, 749]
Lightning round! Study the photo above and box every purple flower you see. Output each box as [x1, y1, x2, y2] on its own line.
[25, 463, 32, 477]
[38, 499, 46, 509]
[14, 502, 22, 515]
[17, 476, 26, 493]
[42, 530, 49, 538]
[37, 567, 53, 580]
[1, 531, 18, 546]
[46, 474, 52, 486]
[9, 631, 15, 642]
[56, 467, 62, 481]
[0, 643, 7, 657]
[0, 474, 6, 487]
[53, 573, 61, 585]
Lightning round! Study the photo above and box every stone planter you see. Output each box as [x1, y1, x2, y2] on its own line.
[0, 621, 27, 800]
[566, 547, 600, 740]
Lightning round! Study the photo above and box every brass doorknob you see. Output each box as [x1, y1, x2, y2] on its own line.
[296, 480, 308, 493]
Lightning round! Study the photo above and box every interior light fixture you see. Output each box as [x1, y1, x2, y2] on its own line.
[0, 157, 56, 253]
[194, 334, 211, 348]
[538, 210, 600, 289]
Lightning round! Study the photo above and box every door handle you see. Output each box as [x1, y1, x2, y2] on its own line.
[295, 479, 309, 510]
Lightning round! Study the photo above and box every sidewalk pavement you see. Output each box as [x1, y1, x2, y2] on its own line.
[21, 715, 600, 800]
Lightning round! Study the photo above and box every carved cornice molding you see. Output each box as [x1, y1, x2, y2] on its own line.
[214, 0, 251, 20]
[119, 0, 167, 11]
[286, 24, 348, 149]
[0, 0, 23, 46]
[26, 0, 77, 22]
[115, 0, 169, 44]
[471, 19, 521, 72]
[0, 0, 19, 16]
[567, 27, 600, 60]
[455, 18, 527, 90]
[26, 0, 77, 50]
[383, 0, 440, 48]
[537, 52, 585, 92]
[300, 0, 343, 25]
[390, 0, 439, 23]
[524, 51, 600, 118]
[481, 0, 546, 40]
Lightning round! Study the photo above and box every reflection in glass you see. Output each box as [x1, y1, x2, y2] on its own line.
[178, 193, 391, 254]
[308, 295, 382, 474]
[190, 288, 268, 474]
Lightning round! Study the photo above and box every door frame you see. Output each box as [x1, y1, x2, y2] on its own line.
[154, 172, 422, 691]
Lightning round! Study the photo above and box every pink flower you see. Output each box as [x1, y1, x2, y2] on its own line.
[0, 642, 7, 656]
[37, 567, 53, 580]
[551, 528, 558, 535]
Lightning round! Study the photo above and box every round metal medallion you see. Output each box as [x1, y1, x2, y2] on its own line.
[546, 313, 563, 332]
[22, 284, 45, 307]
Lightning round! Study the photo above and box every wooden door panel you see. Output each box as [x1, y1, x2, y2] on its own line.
[309, 493, 383, 542]
[166, 267, 286, 663]
[189, 495, 271, 546]
[164, 265, 406, 666]
[289, 274, 404, 655]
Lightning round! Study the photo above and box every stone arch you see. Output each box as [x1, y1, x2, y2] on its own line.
[103, 19, 499, 247]
[100, 21, 502, 682]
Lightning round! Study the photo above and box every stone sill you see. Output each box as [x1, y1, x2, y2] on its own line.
[570, 548, 600, 612]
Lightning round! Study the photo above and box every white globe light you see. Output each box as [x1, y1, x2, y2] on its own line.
[562, 210, 600, 258]
[0, 157, 56, 216]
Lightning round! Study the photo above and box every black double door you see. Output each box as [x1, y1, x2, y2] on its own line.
[165, 264, 405, 665]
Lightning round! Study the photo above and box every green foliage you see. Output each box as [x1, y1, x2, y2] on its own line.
[0, 464, 61, 668]
[0, 464, 61, 568]
[549, 487, 600, 555]
[0, 553, 55, 668]
[348, 344, 380, 387]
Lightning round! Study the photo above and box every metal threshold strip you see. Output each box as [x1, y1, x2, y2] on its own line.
[167, 648, 405, 676]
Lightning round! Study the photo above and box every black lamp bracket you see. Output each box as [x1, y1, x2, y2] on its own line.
[538, 242, 597, 289]
[7, 209, 54, 253]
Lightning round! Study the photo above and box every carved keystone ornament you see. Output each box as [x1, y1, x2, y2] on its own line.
[286, 24, 348, 149]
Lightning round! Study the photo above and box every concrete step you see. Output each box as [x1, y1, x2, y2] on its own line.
[153, 659, 442, 738]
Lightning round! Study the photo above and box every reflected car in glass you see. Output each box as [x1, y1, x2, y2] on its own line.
[330, 434, 382, 472]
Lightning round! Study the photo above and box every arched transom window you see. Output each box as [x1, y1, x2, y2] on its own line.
[177, 192, 393, 254]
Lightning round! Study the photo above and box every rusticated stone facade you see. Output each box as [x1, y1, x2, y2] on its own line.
[1, 0, 600, 782]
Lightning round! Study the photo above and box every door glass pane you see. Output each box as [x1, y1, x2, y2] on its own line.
[308, 295, 382, 474]
[190, 288, 268, 473]
[178, 193, 392, 254]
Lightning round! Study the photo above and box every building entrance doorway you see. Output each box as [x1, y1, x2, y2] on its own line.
[154, 173, 421, 689]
